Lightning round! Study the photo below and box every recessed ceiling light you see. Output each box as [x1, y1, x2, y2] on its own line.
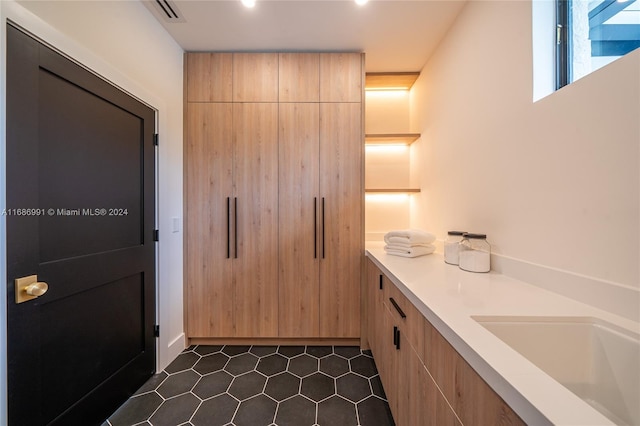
[241, 0, 256, 8]
[355, 0, 369, 5]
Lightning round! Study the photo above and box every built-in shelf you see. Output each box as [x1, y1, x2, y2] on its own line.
[365, 133, 421, 145]
[365, 72, 420, 91]
[365, 188, 421, 193]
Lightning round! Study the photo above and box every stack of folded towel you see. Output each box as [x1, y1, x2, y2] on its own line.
[384, 229, 436, 258]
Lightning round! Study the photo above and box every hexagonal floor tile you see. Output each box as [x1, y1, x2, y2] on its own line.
[256, 353, 288, 376]
[306, 346, 333, 358]
[108, 392, 163, 426]
[278, 346, 305, 357]
[222, 345, 251, 356]
[357, 396, 395, 426]
[191, 393, 239, 426]
[149, 393, 200, 426]
[193, 352, 229, 375]
[194, 345, 223, 356]
[317, 395, 358, 426]
[333, 346, 362, 359]
[288, 354, 319, 378]
[337, 373, 372, 403]
[225, 352, 259, 375]
[164, 352, 200, 374]
[133, 372, 167, 395]
[250, 345, 278, 357]
[301, 372, 335, 402]
[157, 370, 200, 399]
[370, 375, 387, 400]
[192, 370, 233, 399]
[275, 395, 316, 426]
[264, 372, 300, 401]
[228, 371, 267, 400]
[350, 355, 378, 378]
[320, 355, 349, 378]
[233, 394, 277, 426]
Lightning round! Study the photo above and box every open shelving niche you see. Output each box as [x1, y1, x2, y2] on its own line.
[364, 72, 421, 195]
[364, 132, 421, 194]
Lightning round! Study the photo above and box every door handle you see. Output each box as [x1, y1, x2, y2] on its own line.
[226, 197, 230, 259]
[234, 197, 238, 259]
[389, 297, 407, 319]
[15, 275, 49, 304]
[314, 197, 318, 259]
[321, 197, 325, 259]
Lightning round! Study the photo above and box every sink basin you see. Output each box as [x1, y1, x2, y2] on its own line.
[472, 316, 639, 426]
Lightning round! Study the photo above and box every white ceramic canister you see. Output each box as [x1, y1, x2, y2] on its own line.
[443, 231, 466, 265]
[458, 233, 491, 273]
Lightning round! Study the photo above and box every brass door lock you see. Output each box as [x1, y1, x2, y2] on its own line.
[15, 275, 49, 304]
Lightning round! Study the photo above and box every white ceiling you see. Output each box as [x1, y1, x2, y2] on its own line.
[142, 0, 467, 72]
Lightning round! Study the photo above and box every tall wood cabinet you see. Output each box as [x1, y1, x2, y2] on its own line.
[185, 52, 363, 341]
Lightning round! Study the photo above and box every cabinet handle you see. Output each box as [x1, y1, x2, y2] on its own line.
[234, 197, 238, 259]
[393, 325, 398, 346]
[379, 274, 383, 290]
[226, 197, 230, 259]
[395, 328, 401, 350]
[321, 197, 326, 259]
[389, 297, 407, 319]
[314, 197, 317, 259]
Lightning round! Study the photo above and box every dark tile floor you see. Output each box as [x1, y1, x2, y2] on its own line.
[105, 345, 395, 426]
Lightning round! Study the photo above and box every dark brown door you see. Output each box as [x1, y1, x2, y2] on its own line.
[6, 25, 156, 425]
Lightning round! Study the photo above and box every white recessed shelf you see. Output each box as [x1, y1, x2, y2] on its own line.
[365, 72, 420, 91]
[365, 188, 421, 193]
[365, 133, 421, 145]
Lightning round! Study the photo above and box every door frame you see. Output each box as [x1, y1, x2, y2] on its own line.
[0, 2, 173, 423]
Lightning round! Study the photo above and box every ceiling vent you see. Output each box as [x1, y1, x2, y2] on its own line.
[147, 0, 186, 23]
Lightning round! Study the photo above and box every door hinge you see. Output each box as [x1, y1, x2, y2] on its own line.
[154, 325, 160, 337]
[153, 229, 159, 241]
[153, 133, 159, 146]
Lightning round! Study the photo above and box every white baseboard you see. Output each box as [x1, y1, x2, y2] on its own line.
[159, 332, 186, 371]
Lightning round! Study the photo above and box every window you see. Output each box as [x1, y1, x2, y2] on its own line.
[556, 0, 640, 88]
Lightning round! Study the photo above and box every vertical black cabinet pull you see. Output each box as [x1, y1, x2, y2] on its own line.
[393, 326, 398, 347]
[379, 274, 383, 290]
[226, 197, 230, 259]
[389, 297, 407, 319]
[234, 197, 238, 259]
[321, 197, 326, 259]
[395, 328, 401, 350]
[314, 197, 317, 259]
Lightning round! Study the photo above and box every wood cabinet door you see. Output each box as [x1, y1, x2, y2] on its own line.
[379, 304, 398, 421]
[319, 102, 362, 338]
[233, 103, 279, 337]
[319, 53, 363, 102]
[185, 103, 234, 337]
[186, 53, 233, 102]
[279, 53, 320, 102]
[278, 103, 320, 337]
[233, 53, 278, 102]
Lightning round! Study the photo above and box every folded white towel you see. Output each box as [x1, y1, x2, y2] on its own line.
[383, 239, 433, 249]
[384, 244, 435, 258]
[384, 229, 436, 245]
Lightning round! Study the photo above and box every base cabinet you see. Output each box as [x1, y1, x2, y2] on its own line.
[365, 258, 524, 426]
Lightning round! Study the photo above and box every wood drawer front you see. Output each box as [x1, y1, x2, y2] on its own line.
[385, 279, 424, 357]
[423, 316, 525, 426]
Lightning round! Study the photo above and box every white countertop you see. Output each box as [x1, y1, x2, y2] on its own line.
[365, 245, 640, 426]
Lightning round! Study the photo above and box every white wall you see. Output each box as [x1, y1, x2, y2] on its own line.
[410, 1, 639, 314]
[0, 1, 185, 420]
